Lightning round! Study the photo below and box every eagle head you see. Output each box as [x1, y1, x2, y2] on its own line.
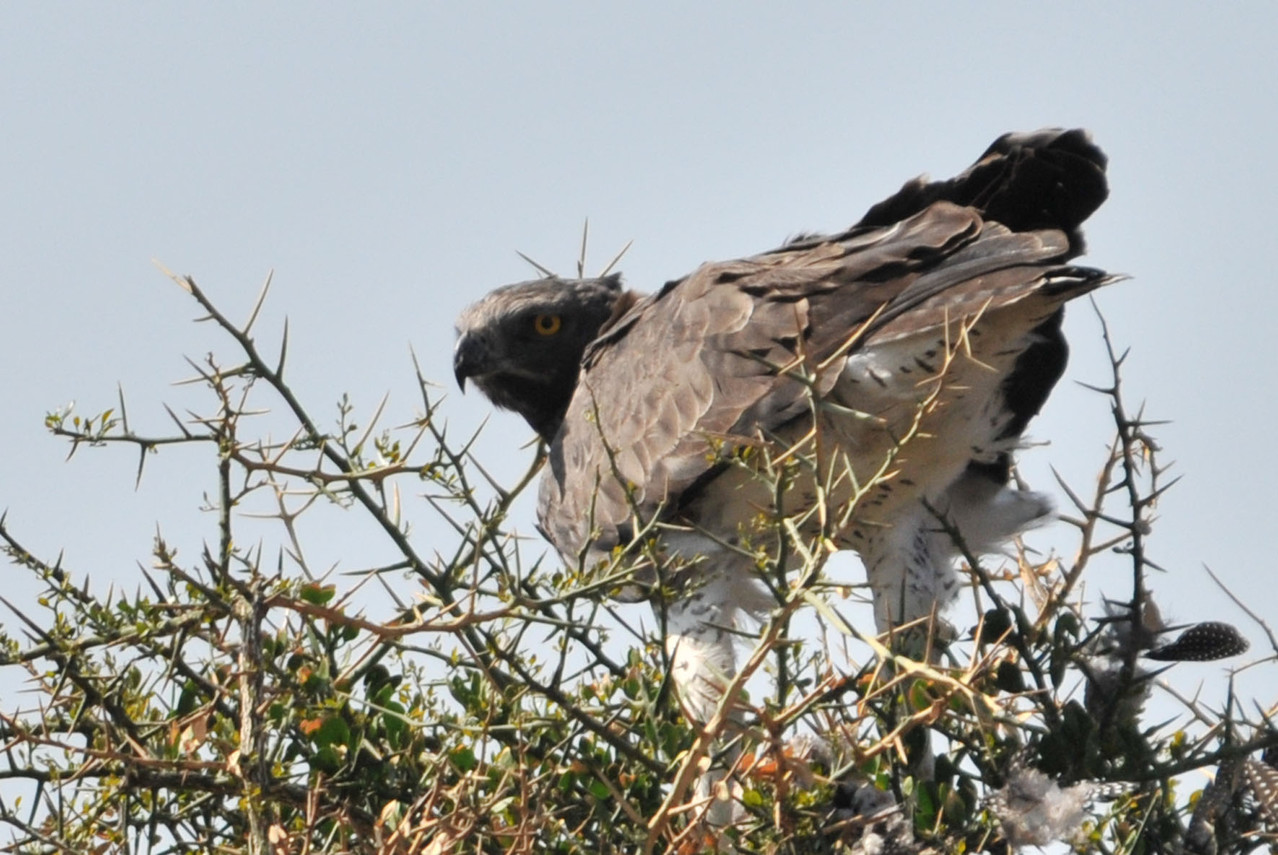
[454, 274, 624, 441]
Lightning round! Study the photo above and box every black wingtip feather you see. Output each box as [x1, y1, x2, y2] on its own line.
[857, 128, 1108, 256]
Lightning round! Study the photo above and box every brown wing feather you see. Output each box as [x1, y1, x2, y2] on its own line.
[538, 200, 1098, 563]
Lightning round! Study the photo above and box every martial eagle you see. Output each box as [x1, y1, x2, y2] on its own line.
[453, 129, 1113, 726]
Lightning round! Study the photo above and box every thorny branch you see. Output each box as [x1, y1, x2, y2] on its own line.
[0, 275, 1272, 854]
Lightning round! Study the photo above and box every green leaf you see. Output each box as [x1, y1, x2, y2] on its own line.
[312, 715, 351, 750]
[451, 746, 478, 773]
[312, 745, 342, 774]
[299, 583, 336, 606]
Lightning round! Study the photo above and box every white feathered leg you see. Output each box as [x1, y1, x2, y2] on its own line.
[863, 478, 1053, 635]
[860, 477, 1054, 780]
[938, 471, 1054, 557]
[861, 504, 957, 637]
[662, 554, 772, 826]
[665, 577, 740, 725]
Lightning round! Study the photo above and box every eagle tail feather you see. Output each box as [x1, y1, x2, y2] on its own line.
[857, 128, 1108, 255]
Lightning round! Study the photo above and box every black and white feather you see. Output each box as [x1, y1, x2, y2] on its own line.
[1244, 757, 1278, 828]
[1146, 621, 1250, 662]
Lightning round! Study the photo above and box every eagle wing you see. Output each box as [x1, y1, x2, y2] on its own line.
[538, 199, 1102, 565]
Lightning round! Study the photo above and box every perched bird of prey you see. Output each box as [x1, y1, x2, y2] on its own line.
[454, 129, 1113, 730]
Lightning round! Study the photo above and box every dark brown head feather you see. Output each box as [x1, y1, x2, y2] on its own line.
[454, 274, 625, 441]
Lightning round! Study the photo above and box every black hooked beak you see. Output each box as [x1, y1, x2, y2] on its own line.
[453, 333, 487, 392]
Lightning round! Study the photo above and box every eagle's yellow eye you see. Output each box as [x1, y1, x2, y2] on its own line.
[533, 314, 562, 336]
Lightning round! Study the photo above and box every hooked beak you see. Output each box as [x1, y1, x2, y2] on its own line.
[453, 333, 486, 392]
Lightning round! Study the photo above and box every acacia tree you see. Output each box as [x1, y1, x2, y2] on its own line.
[0, 272, 1274, 854]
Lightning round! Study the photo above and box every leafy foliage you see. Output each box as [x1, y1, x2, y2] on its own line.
[0, 274, 1274, 853]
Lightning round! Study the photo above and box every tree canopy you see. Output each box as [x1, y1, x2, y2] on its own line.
[0, 273, 1273, 854]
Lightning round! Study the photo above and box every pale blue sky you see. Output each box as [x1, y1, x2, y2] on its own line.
[2, 4, 1275, 725]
